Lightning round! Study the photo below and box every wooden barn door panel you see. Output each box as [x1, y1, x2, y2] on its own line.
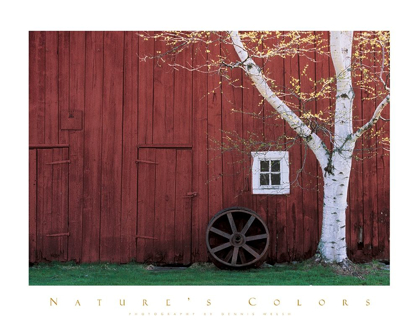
[33, 148, 69, 262]
[174, 149, 193, 265]
[137, 148, 192, 265]
[29, 149, 37, 263]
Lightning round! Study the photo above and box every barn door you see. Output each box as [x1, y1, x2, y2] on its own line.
[137, 147, 193, 265]
[29, 148, 69, 263]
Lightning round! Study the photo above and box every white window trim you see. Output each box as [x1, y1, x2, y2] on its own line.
[251, 151, 290, 195]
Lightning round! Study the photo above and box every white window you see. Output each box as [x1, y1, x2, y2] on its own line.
[251, 151, 290, 195]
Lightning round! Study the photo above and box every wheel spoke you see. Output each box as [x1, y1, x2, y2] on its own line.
[242, 244, 260, 259]
[227, 212, 237, 234]
[211, 242, 231, 253]
[240, 215, 255, 235]
[239, 248, 247, 264]
[224, 248, 234, 262]
[209, 227, 231, 239]
[245, 233, 268, 242]
[231, 247, 239, 265]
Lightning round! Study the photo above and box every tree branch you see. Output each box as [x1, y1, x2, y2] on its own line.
[353, 95, 390, 140]
[229, 31, 329, 168]
[378, 39, 390, 92]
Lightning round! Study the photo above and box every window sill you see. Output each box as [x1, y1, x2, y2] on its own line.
[252, 187, 290, 195]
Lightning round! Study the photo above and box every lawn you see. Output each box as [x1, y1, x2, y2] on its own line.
[29, 260, 389, 286]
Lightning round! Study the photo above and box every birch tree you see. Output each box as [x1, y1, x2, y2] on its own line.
[140, 31, 390, 265]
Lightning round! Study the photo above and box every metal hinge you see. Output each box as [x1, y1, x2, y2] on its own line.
[46, 160, 71, 165]
[184, 192, 198, 198]
[135, 159, 158, 165]
[46, 232, 70, 237]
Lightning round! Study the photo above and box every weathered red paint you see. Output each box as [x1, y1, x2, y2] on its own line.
[29, 31, 390, 264]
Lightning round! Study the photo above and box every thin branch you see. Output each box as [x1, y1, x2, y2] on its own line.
[378, 39, 390, 92]
[353, 95, 390, 140]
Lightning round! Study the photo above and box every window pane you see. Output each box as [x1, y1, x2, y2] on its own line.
[271, 160, 280, 172]
[260, 161, 269, 172]
[271, 173, 280, 185]
[260, 174, 269, 185]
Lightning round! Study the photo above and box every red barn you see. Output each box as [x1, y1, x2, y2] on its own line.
[29, 31, 389, 265]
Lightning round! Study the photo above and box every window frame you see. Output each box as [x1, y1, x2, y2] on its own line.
[251, 151, 290, 195]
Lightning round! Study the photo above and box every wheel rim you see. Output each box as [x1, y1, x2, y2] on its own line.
[206, 208, 270, 268]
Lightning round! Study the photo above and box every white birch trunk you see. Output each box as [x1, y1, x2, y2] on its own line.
[317, 31, 355, 263]
[319, 32, 390, 263]
[318, 155, 353, 263]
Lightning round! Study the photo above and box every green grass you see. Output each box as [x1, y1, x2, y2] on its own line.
[29, 260, 389, 286]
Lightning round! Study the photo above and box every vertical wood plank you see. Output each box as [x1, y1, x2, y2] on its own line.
[62, 148, 70, 261]
[299, 32, 318, 259]
[29, 31, 45, 144]
[153, 149, 176, 263]
[37, 149, 52, 261]
[29, 149, 37, 263]
[52, 148, 69, 261]
[283, 32, 303, 261]
[174, 41, 193, 144]
[266, 194, 278, 263]
[153, 37, 174, 144]
[50, 149, 61, 260]
[138, 32, 154, 144]
[174, 150, 193, 265]
[192, 41, 209, 262]
[82, 31, 103, 263]
[207, 36, 223, 222]
[361, 39, 378, 261]
[381, 33, 391, 261]
[377, 141, 390, 259]
[348, 32, 364, 261]
[67, 31, 85, 263]
[137, 32, 155, 262]
[101, 31, 124, 262]
[45, 31, 59, 144]
[221, 43, 243, 208]
[121, 31, 139, 263]
[58, 32, 70, 145]
[376, 53, 390, 261]
[137, 148, 156, 262]
[371, 39, 381, 258]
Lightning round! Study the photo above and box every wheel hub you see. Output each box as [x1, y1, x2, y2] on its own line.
[231, 233, 245, 246]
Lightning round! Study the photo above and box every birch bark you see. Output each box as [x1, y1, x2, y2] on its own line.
[317, 31, 355, 263]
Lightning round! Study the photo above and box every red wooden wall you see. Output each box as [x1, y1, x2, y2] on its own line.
[29, 31, 390, 264]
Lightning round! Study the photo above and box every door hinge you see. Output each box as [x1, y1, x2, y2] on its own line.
[135, 159, 159, 165]
[46, 160, 71, 165]
[184, 192, 198, 198]
[46, 232, 70, 237]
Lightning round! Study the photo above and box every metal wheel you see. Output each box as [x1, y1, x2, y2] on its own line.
[206, 207, 270, 269]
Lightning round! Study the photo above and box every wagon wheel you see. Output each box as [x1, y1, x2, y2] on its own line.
[206, 207, 270, 269]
